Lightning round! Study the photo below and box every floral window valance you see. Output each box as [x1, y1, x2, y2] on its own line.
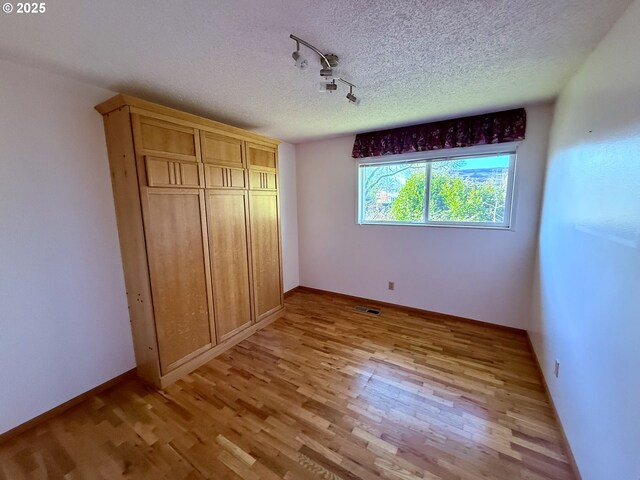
[351, 108, 526, 158]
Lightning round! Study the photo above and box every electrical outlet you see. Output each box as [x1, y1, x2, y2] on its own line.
[554, 360, 560, 378]
[388, 281, 395, 291]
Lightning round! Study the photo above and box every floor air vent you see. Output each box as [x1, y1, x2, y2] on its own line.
[354, 306, 381, 316]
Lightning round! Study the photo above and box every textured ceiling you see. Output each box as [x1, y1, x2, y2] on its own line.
[0, 0, 632, 143]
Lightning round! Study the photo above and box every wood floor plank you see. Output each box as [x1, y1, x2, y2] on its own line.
[0, 290, 574, 479]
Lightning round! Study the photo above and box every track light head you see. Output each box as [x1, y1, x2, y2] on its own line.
[292, 50, 308, 70]
[322, 54, 339, 69]
[320, 67, 334, 77]
[345, 85, 359, 105]
[319, 80, 338, 93]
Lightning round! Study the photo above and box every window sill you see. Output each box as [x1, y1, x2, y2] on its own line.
[358, 221, 513, 231]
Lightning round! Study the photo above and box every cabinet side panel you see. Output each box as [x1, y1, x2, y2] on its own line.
[102, 107, 161, 385]
[274, 150, 284, 311]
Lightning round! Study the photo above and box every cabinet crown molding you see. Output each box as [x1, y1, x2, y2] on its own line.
[95, 94, 281, 148]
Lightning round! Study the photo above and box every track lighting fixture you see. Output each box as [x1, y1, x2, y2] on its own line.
[290, 34, 360, 105]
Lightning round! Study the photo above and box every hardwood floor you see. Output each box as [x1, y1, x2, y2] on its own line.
[0, 290, 574, 479]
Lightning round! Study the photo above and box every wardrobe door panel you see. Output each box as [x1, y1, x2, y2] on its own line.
[246, 143, 277, 170]
[146, 157, 202, 188]
[144, 188, 214, 373]
[201, 132, 244, 167]
[134, 115, 198, 161]
[177, 161, 202, 187]
[249, 191, 282, 319]
[204, 165, 246, 189]
[248, 170, 277, 190]
[206, 190, 253, 340]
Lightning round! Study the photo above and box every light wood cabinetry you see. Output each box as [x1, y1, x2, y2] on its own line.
[247, 142, 277, 170]
[206, 190, 253, 340]
[145, 157, 203, 188]
[204, 165, 246, 189]
[201, 131, 244, 167]
[96, 95, 284, 388]
[249, 191, 282, 320]
[246, 141, 282, 321]
[142, 188, 214, 373]
[134, 115, 199, 161]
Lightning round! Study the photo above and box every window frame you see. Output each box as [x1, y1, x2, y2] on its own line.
[356, 142, 520, 230]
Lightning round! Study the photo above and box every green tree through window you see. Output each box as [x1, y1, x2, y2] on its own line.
[390, 172, 426, 222]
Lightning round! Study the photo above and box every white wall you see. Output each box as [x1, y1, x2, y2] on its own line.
[0, 60, 136, 434]
[530, 1, 640, 478]
[296, 105, 552, 329]
[278, 143, 300, 292]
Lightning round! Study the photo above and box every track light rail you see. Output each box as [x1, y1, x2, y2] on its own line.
[290, 34, 333, 70]
[336, 78, 356, 88]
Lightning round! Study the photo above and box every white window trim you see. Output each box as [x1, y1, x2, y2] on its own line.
[356, 142, 520, 230]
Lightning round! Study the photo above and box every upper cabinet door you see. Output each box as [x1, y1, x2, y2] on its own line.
[246, 143, 277, 171]
[248, 170, 277, 190]
[204, 165, 246, 189]
[133, 115, 199, 162]
[145, 156, 203, 188]
[201, 132, 244, 168]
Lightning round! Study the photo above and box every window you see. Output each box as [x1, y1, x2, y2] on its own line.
[358, 152, 516, 228]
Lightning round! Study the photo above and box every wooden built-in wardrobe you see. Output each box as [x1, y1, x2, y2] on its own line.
[96, 95, 283, 388]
